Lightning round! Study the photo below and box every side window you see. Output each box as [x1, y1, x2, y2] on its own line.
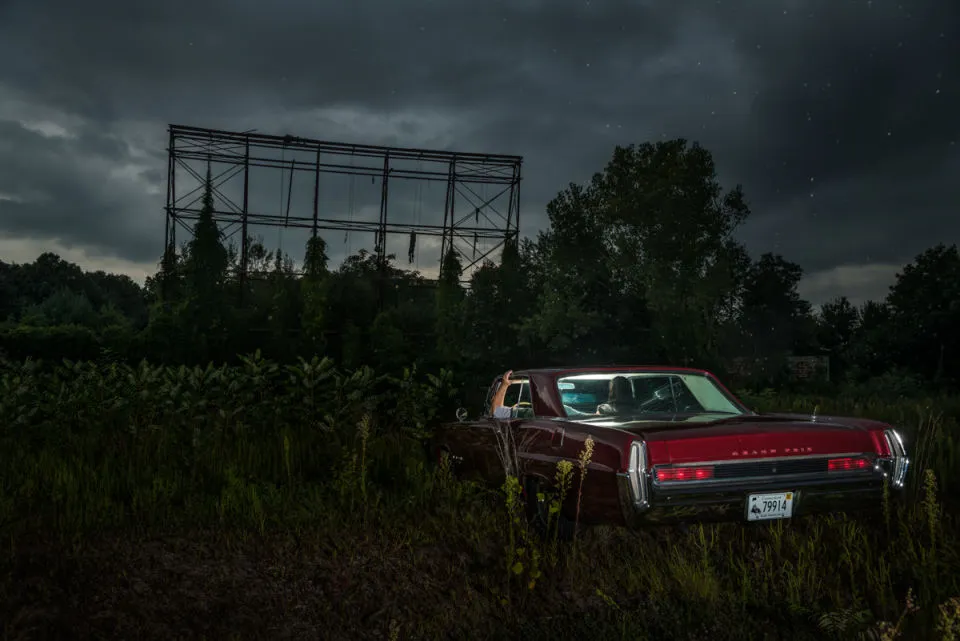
[501, 381, 534, 418]
[502, 382, 524, 406]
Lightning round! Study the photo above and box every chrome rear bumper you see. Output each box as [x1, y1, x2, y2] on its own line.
[616, 453, 908, 527]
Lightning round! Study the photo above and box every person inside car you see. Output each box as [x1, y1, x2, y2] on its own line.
[596, 375, 639, 415]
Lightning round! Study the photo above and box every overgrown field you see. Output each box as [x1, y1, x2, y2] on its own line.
[2, 357, 960, 640]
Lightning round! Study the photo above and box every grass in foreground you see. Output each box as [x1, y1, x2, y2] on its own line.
[2, 357, 960, 640]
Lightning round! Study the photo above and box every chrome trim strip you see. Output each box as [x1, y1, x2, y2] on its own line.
[653, 468, 879, 489]
[663, 452, 876, 467]
[883, 429, 909, 488]
[621, 440, 650, 511]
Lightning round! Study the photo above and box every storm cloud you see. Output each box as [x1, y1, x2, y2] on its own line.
[0, 0, 956, 303]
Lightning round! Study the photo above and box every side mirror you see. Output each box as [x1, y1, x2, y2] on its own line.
[456, 407, 468, 422]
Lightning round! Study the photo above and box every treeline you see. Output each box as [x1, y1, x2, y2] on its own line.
[1, 139, 958, 395]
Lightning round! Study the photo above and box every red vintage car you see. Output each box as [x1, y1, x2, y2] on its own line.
[434, 367, 910, 530]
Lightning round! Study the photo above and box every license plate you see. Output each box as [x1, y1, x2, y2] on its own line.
[746, 492, 794, 521]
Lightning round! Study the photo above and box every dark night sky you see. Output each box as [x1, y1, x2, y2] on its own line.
[0, 0, 957, 305]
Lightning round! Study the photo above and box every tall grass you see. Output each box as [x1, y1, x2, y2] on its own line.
[1, 358, 959, 640]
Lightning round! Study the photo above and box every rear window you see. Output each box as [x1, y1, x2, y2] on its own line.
[557, 371, 744, 418]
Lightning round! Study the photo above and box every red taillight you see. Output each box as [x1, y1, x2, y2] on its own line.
[828, 457, 870, 472]
[656, 466, 714, 482]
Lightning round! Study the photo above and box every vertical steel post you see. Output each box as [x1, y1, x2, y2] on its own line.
[239, 138, 250, 305]
[514, 160, 522, 243]
[162, 128, 175, 300]
[439, 158, 456, 273]
[170, 132, 177, 251]
[377, 153, 391, 310]
[164, 128, 174, 252]
[312, 148, 320, 239]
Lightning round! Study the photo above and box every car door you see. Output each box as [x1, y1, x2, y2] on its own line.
[472, 379, 529, 480]
[439, 374, 560, 483]
[436, 374, 513, 479]
[484, 378, 562, 481]
[473, 417, 561, 483]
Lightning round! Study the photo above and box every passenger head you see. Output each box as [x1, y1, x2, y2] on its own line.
[609, 376, 633, 403]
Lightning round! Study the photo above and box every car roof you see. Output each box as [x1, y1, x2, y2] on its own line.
[510, 366, 712, 377]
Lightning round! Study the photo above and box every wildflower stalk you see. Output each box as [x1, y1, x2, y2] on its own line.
[573, 436, 595, 543]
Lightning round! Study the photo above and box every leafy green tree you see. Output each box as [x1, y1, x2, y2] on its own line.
[460, 260, 498, 365]
[497, 238, 530, 316]
[139, 299, 192, 364]
[844, 300, 895, 382]
[369, 279, 436, 374]
[886, 244, 960, 381]
[0, 253, 101, 318]
[264, 250, 302, 360]
[0, 261, 16, 321]
[369, 308, 408, 372]
[19, 288, 99, 328]
[739, 253, 815, 359]
[322, 250, 381, 368]
[596, 141, 752, 366]
[817, 296, 859, 381]
[524, 140, 749, 367]
[517, 183, 620, 364]
[86, 270, 149, 329]
[460, 237, 537, 371]
[154, 241, 183, 304]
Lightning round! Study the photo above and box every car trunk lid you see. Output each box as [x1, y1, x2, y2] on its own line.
[613, 414, 877, 465]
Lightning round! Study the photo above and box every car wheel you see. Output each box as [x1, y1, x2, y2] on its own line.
[524, 476, 576, 541]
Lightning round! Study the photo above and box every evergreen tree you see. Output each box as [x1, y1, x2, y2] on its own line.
[301, 235, 330, 353]
[435, 246, 464, 363]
